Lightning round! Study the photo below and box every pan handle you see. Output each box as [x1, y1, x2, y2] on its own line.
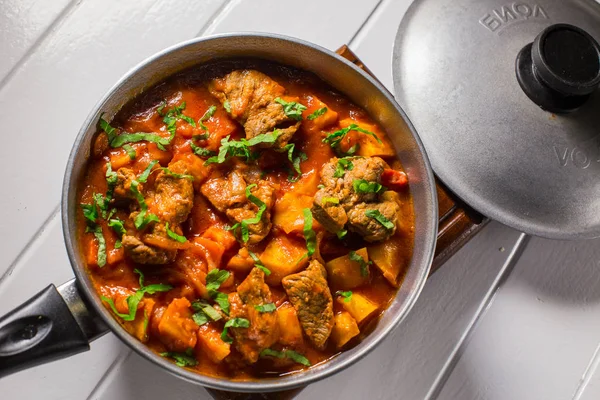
[0, 279, 108, 378]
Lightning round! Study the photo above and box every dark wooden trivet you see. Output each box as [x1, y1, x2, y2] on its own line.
[208, 44, 488, 400]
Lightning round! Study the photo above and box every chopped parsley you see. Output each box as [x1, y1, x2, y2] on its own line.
[323, 124, 382, 154]
[190, 141, 215, 157]
[228, 184, 267, 243]
[352, 179, 385, 194]
[99, 115, 117, 142]
[90, 225, 107, 268]
[349, 250, 371, 277]
[254, 303, 276, 313]
[130, 179, 159, 229]
[322, 197, 339, 205]
[191, 299, 222, 326]
[165, 222, 187, 243]
[198, 105, 217, 131]
[101, 269, 172, 321]
[274, 97, 307, 120]
[302, 208, 317, 257]
[336, 229, 348, 240]
[336, 290, 353, 303]
[81, 202, 98, 225]
[307, 107, 327, 120]
[123, 144, 136, 160]
[160, 349, 198, 367]
[280, 143, 307, 182]
[365, 209, 395, 231]
[108, 218, 126, 237]
[206, 269, 231, 315]
[221, 317, 250, 343]
[160, 167, 194, 181]
[259, 349, 311, 366]
[249, 251, 271, 275]
[333, 158, 354, 178]
[110, 132, 174, 151]
[205, 132, 282, 165]
[138, 160, 158, 183]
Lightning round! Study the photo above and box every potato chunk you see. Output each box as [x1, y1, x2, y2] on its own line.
[337, 292, 379, 324]
[277, 303, 304, 346]
[122, 298, 155, 343]
[302, 95, 338, 131]
[330, 311, 360, 348]
[158, 298, 198, 352]
[368, 238, 405, 286]
[338, 118, 395, 157]
[261, 234, 309, 285]
[196, 324, 231, 363]
[273, 193, 314, 235]
[325, 248, 370, 290]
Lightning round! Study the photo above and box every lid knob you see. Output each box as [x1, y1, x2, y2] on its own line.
[516, 23, 600, 113]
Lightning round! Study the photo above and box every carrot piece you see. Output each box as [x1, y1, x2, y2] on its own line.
[86, 235, 99, 266]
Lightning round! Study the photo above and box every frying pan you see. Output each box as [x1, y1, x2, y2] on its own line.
[0, 33, 437, 397]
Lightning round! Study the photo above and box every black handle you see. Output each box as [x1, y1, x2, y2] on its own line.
[0, 281, 107, 378]
[516, 23, 600, 113]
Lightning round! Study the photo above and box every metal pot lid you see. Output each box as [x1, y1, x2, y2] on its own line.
[393, 0, 600, 239]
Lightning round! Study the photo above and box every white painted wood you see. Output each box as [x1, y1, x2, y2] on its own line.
[205, 0, 381, 50]
[0, 216, 128, 400]
[0, 0, 74, 80]
[0, 0, 226, 279]
[439, 235, 600, 400]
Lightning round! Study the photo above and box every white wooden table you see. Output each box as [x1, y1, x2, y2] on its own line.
[2, 0, 600, 399]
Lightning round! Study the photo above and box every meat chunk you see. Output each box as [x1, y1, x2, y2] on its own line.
[282, 260, 334, 350]
[122, 222, 177, 264]
[201, 171, 276, 245]
[153, 160, 194, 224]
[228, 268, 279, 363]
[209, 70, 300, 148]
[312, 156, 399, 242]
[112, 167, 140, 201]
[346, 200, 400, 243]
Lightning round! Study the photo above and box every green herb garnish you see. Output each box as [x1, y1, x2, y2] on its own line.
[249, 251, 271, 275]
[101, 269, 172, 321]
[138, 160, 158, 183]
[323, 124, 382, 154]
[160, 167, 194, 181]
[91, 225, 106, 267]
[228, 184, 267, 243]
[123, 144, 136, 160]
[302, 208, 316, 257]
[365, 209, 395, 231]
[199, 105, 217, 131]
[206, 269, 231, 315]
[130, 179, 159, 229]
[349, 251, 371, 277]
[160, 349, 198, 367]
[259, 349, 311, 366]
[274, 97, 307, 120]
[333, 158, 354, 178]
[223, 100, 231, 113]
[165, 222, 187, 243]
[221, 318, 250, 343]
[254, 303, 276, 313]
[322, 197, 339, 205]
[191, 300, 222, 326]
[110, 132, 173, 151]
[205, 132, 282, 165]
[108, 218, 126, 237]
[352, 179, 385, 194]
[190, 141, 215, 157]
[307, 107, 327, 121]
[336, 290, 353, 303]
[336, 229, 348, 240]
[280, 143, 307, 181]
[99, 115, 117, 142]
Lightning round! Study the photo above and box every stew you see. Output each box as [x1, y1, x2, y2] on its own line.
[77, 61, 415, 380]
